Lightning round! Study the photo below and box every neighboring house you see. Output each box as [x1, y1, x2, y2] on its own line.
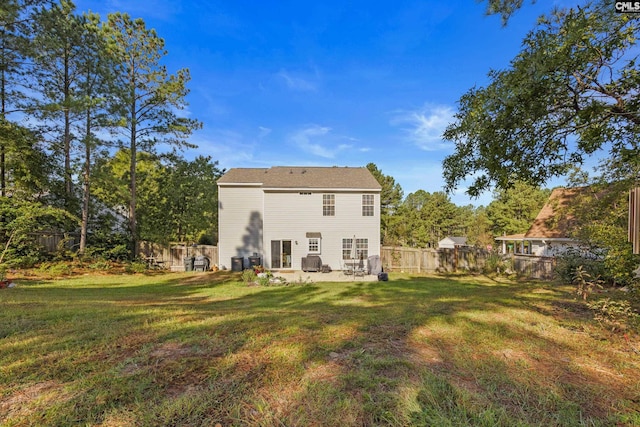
[438, 236, 468, 249]
[217, 166, 381, 271]
[496, 187, 582, 257]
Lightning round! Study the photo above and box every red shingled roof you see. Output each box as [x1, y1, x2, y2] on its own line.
[524, 187, 586, 239]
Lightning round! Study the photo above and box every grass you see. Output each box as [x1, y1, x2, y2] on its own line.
[0, 271, 639, 426]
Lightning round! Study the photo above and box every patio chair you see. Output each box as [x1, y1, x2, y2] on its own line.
[353, 257, 366, 277]
[342, 260, 354, 275]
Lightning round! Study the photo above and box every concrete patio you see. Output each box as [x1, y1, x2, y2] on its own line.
[276, 270, 380, 283]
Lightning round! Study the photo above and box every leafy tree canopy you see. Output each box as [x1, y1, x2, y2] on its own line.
[443, 1, 639, 197]
[486, 181, 550, 236]
[366, 163, 403, 215]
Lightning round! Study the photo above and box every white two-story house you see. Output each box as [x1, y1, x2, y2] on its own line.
[217, 166, 381, 271]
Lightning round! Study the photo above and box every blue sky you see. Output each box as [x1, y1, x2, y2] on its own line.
[75, 0, 563, 206]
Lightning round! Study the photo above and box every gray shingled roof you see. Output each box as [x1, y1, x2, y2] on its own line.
[217, 166, 382, 190]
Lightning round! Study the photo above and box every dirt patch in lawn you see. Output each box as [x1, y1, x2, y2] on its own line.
[0, 381, 76, 422]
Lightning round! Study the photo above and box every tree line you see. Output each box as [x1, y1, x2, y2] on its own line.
[366, 163, 550, 249]
[1, 0, 221, 266]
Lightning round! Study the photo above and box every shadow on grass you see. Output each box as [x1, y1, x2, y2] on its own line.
[1, 272, 638, 426]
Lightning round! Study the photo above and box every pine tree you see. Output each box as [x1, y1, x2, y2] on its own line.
[103, 12, 201, 257]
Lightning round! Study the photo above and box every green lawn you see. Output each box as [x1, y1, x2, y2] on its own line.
[0, 271, 638, 426]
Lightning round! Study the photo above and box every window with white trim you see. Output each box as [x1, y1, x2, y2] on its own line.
[308, 237, 321, 254]
[342, 238, 352, 260]
[356, 238, 369, 259]
[362, 194, 374, 216]
[323, 194, 335, 216]
[342, 238, 369, 260]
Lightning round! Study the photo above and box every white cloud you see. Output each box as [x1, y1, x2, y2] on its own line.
[188, 128, 257, 166]
[391, 104, 454, 151]
[276, 70, 317, 92]
[289, 125, 355, 159]
[258, 126, 272, 139]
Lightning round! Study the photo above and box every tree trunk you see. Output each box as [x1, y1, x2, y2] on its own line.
[1, 56, 6, 198]
[63, 46, 72, 201]
[129, 93, 138, 258]
[79, 107, 91, 254]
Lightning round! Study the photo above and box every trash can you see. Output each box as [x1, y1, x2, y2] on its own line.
[248, 255, 261, 268]
[184, 256, 194, 272]
[231, 256, 244, 272]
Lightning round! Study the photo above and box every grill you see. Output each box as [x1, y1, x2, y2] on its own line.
[193, 256, 210, 272]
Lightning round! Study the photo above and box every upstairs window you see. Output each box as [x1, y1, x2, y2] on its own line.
[362, 194, 374, 216]
[323, 194, 335, 216]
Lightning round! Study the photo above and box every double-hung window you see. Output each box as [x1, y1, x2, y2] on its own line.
[342, 238, 353, 260]
[362, 194, 374, 216]
[308, 238, 321, 254]
[342, 238, 369, 260]
[323, 194, 335, 216]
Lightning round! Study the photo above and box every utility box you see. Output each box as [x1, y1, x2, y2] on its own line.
[184, 256, 194, 272]
[231, 256, 244, 272]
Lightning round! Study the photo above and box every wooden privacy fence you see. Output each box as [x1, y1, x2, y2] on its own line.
[511, 255, 556, 280]
[33, 232, 80, 252]
[380, 246, 556, 279]
[138, 242, 219, 271]
[380, 246, 489, 273]
[138, 242, 557, 278]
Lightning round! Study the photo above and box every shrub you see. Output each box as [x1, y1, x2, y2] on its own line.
[555, 248, 606, 284]
[241, 269, 257, 285]
[88, 260, 113, 271]
[125, 261, 148, 274]
[587, 298, 640, 331]
[483, 252, 507, 275]
[573, 265, 603, 301]
[38, 262, 73, 277]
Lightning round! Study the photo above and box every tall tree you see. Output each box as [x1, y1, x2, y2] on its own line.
[0, 0, 45, 196]
[32, 0, 86, 206]
[139, 155, 223, 244]
[466, 206, 493, 249]
[0, 117, 50, 197]
[366, 163, 403, 244]
[103, 12, 201, 257]
[399, 190, 467, 248]
[92, 151, 223, 246]
[485, 181, 550, 236]
[76, 12, 114, 253]
[442, 1, 640, 197]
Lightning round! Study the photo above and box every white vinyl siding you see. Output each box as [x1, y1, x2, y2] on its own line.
[217, 185, 263, 270]
[263, 191, 380, 270]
